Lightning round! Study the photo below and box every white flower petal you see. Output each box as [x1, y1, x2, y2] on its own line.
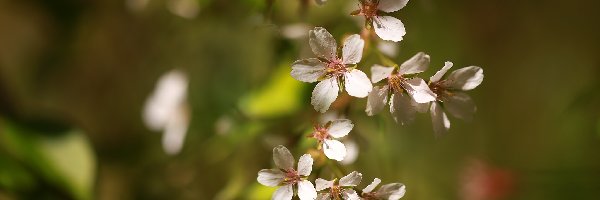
[298, 180, 318, 200]
[315, 178, 334, 191]
[323, 139, 347, 161]
[257, 169, 285, 187]
[344, 69, 373, 98]
[342, 34, 364, 64]
[273, 184, 294, 200]
[317, 193, 331, 200]
[297, 154, 314, 176]
[327, 119, 354, 138]
[339, 171, 362, 187]
[375, 183, 406, 200]
[311, 77, 340, 113]
[377, 0, 409, 13]
[309, 27, 337, 60]
[430, 102, 450, 136]
[291, 59, 327, 83]
[342, 189, 360, 200]
[363, 178, 381, 193]
[444, 66, 484, 91]
[373, 16, 406, 42]
[430, 61, 453, 83]
[443, 92, 476, 121]
[143, 69, 188, 131]
[340, 139, 359, 165]
[398, 52, 430, 75]
[366, 85, 390, 116]
[389, 92, 417, 125]
[370, 64, 395, 83]
[162, 105, 190, 155]
[273, 145, 295, 170]
[401, 78, 437, 103]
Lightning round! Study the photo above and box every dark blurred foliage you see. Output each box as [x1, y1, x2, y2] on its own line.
[0, 0, 599, 199]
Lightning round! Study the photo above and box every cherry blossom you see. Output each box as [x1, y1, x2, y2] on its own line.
[310, 119, 354, 161]
[360, 178, 406, 200]
[291, 27, 372, 113]
[352, 0, 409, 42]
[365, 52, 436, 125]
[428, 62, 484, 135]
[257, 145, 318, 200]
[315, 171, 362, 200]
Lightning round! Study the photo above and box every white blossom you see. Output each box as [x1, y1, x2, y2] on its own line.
[310, 119, 354, 161]
[428, 62, 484, 135]
[291, 27, 373, 113]
[257, 145, 317, 200]
[360, 178, 406, 200]
[340, 139, 359, 165]
[167, 0, 199, 19]
[143, 69, 190, 155]
[315, 171, 362, 200]
[365, 52, 436, 125]
[352, 0, 409, 42]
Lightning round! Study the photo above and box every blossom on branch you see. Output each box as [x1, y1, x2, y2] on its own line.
[315, 171, 362, 200]
[257, 145, 318, 200]
[309, 119, 354, 161]
[428, 62, 484, 135]
[365, 52, 436, 125]
[291, 27, 372, 113]
[352, 0, 409, 42]
[360, 178, 406, 200]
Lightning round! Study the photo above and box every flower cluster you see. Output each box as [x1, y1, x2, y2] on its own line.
[258, 0, 485, 199]
[292, 27, 484, 135]
[258, 146, 406, 200]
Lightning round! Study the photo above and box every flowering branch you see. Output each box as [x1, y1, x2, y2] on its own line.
[257, 0, 485, 199]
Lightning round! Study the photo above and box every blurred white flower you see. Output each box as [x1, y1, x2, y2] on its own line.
[377, 41, 399, 57]
[315, 171, 362, 200]
[167, 0, 199, 19]
[360, 178, 406, 200]
[143, 69, 190, 155]
[281, 23, 311, 40]
[352, 0, 409, 42]
[428, 62, 484, 135]
[257, 145, 317, 200]
[315, 0, 328, 6]
[340, 139, 358, 165]
[365, 52, 436, 125]
[291, 27, 372, 113]
[310, 119, 354, 161]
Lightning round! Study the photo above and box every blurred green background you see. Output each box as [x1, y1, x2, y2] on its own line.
[1, 0, 599, 199]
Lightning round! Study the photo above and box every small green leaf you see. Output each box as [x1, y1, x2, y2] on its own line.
[0, 118, 95, 200]
[239, 64, 305, 118]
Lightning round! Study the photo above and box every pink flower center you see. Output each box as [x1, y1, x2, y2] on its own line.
[283, 169, 301, 185]
[361, 191, 377, 200]
[359, 0, 380, 19]
[329, 184, 342, 199]
[311, 125, 331, 143]
[326, 58, 347, 78]
[387, 74, 405, 93]
[429, 81, 450, 101]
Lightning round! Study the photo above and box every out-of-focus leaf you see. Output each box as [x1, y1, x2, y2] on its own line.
[246, 182, 277, 200]
[239, 64, 305, 118]
[0, 155, 35, 191]
[0, 118, 95, 200]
